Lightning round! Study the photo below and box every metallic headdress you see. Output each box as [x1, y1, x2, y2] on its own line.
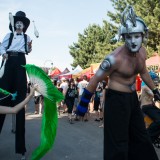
[119, 5, 148, 38]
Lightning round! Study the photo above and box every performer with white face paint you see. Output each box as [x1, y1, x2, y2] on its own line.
[0, 11, 32, 160]
[76, 6, 160, 160]
[124, 33, 143, 53]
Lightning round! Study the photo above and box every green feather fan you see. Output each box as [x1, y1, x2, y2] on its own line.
[23, 64, 64, 160]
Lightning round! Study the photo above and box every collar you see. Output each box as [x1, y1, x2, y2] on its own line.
[15, 32, 24, 35]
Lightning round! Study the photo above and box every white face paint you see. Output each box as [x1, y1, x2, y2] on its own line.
[15, 21, 24, 30]
[124, 33, 143, 53]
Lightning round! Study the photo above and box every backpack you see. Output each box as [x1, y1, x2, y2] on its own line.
[7, 32, 28, 54]
[147, 120, 160, 148]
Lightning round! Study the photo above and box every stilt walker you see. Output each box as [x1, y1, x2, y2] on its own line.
[0, 11, 32, 160]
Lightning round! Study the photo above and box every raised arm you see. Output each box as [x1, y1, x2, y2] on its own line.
[77, 54, 115, 116]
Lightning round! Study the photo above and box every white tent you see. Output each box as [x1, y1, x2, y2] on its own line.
[59, 65, 83, 79]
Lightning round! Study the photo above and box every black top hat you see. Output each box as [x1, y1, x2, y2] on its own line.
[9, 11, 30, 33]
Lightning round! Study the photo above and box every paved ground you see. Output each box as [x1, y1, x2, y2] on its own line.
[0, 98, 160, 160]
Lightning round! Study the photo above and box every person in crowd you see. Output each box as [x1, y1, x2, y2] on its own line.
[140, 71, 160, 147]
[93, 81, 103, 122]
[53, 79, 57, 87]
[34, 90, 43, 115]
[140, 71, 160, 122]
[98, 81, 107, 127]
[0, 11, 32, 160]
[65, 81, 77, 124]
[60, 77, 68, 113]
[76, 6, 160, 160]
[74, 77, 79, 87]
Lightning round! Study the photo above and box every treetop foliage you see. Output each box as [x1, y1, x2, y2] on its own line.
[69, 0, 160, 69]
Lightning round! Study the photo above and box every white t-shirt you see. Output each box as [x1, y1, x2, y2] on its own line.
[60, 82, 68, 95]
[78, 80, 88, 96]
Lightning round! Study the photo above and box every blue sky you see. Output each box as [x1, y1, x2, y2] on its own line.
[0, 0, 114, 71]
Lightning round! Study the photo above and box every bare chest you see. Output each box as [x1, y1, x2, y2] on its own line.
[117, 56, 144, 78]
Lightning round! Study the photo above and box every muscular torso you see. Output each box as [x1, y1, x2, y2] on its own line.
[88, 45, 147, 93]
[108, 46, 146, 92]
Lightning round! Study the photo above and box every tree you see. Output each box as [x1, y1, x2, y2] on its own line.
[69, 23, 118, 69]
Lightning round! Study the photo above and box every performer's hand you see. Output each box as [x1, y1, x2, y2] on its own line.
[30, 84, 38, 96]
[27, 40, 32, 52]
[2, 53, 8, 60]
[152, 88, 160, 101]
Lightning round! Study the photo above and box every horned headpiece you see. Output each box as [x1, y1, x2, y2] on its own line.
[119, 5, 148, 40]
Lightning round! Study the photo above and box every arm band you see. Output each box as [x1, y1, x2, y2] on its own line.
[100, 59, 111, 71]
[77, 88, 93, 116]
[79, 88, 93, 106]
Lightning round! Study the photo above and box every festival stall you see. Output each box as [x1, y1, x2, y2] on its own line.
[59, 67, 70, 75]
[59, 65, 83, 79]
[72, 63, 100, 80]
[49, 68, 61, 79]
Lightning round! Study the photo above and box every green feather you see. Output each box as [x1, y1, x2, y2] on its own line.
[23, 64, 63, 101]
[23, 64, 64, 159]
[31, 98, 58, 160]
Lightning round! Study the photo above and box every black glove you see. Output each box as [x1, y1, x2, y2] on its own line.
[152, 88, 160, 101]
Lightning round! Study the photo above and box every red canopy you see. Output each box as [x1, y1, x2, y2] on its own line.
[50, 68, 61, 78]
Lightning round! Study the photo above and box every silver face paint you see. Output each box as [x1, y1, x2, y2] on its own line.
[124, 33, 143, 53]
[15, 21, 24, 30]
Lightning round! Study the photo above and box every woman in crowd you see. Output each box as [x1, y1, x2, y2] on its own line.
[65, 81, 78, 124]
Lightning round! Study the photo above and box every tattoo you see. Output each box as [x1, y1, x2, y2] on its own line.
[100, 59, 111, 71]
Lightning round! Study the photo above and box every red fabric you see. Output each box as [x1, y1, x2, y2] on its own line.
[136, 75, 142, 92]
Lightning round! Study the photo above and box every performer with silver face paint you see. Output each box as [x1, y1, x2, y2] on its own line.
[0, 11, 32, 160]
[76, 6, 160, 160]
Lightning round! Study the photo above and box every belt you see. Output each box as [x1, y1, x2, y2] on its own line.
[7, 51, 25, 56]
